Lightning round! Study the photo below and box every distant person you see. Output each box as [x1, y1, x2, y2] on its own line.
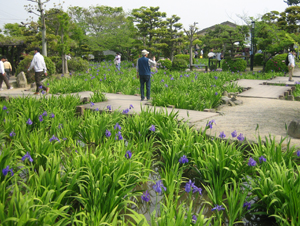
[208, 49, 215, 67]
[136, 49, 156, 101]
[0, 56, 13, 91]
[28, 47, 49, 95]
[194, 50, 198, 58]
[114, 53, 121, 70]
[3, 57, 12, 79]
[65, 54, 71, 60]
[288, 49, 296, 82]
[200, 49, 203, 58]
[216, 52, 222, 68]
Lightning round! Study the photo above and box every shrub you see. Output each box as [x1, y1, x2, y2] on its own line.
[68, 57, 89, 73]
[16, 55, 56, 83]
[265, 54, 288, 73]
[172, 58, 188, 71]
[174, 54, 195, 64]
[222, 58, 247, 72]
[105, 55, 115, 61]
[254, 53, 264, 66]
[158, 59, 172, 70]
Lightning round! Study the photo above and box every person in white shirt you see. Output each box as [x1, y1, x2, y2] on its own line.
[114, 53, 121, 71]
[28, 47, 49, 94]
[208, 49, 215, 67]
[288, 50, 296, 82]
[0, 56, 13, 91]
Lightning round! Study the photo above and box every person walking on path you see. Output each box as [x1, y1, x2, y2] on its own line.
[0, 56, 13, 91]
[136, 49, 156, 101]
[28, 47, 49, 95]
[114, 53, 121, 71]
[208, 49, 215, 67]
[288, 50, 296, 82]
[3, 57, 12, 80]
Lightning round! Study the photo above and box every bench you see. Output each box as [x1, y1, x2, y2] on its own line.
[188, 64, 208, 71]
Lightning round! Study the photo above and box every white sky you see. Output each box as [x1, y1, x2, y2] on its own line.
[1, 0, 288, 32]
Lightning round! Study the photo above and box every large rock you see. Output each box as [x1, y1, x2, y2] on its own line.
[288, 119, 300, 138]
[221, 96, 231, 104]
[16, 72, 27, 88]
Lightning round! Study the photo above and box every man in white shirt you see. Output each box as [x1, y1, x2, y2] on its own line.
[208, 49, 215, 68]
[0, 56, 13, 91]
[28, 47, 49, 94]
[288, 50, 296, 82]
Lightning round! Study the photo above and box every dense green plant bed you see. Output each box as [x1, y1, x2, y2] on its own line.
[1, 96, 299, 225]
[46, 61, 283, 111]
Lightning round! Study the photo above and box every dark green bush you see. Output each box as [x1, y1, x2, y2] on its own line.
[265, 54, 288, 72]
[174, 54, 195, 64]
[254, 53, 264, 66]
[221, 58, 247, 72]
[68, 57, 89, 73]
[159, 59, 172, 70]
[105, 55, 115, 61]
[172, 58, 188, 71]
[16, 55, 56, 83]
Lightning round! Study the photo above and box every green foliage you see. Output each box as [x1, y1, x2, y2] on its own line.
[16, 55, 55, 83]
[172, 58, 187, 71]
[254, 53, 264, 66]
[221, 58, 247, 72]
[105, 55, 115, 61]
[67, 57, 89, 73]
[159, 59, 172, 70]
[174, 54, 195, 64]
[265, 54, 288, 72]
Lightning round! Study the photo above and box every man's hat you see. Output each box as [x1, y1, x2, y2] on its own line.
[141, 50, 149, 55]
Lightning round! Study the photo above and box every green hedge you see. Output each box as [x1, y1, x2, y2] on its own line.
[105, 55, 115, 61]
[254, 53, 264, 66]
[265, 54, 288, 72]
[172, 58, 188, 71]
[16, 55, 55, 83]
[222, 58, 247, 72]
[159, 59, 172, 70]
[174, 54, 195, 64]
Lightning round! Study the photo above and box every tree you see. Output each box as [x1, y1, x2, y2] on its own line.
[2, 23, 26, 37]
[132, 6, 166, 54]
[278, 6, 300, 33]
[184, 22, 200, 69]
[284, 0, 300, 6]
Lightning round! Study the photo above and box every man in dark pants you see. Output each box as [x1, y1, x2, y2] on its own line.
[0, 56, 13, 91]
[136, 50, 156, 101]
[28, 47, 49, 94]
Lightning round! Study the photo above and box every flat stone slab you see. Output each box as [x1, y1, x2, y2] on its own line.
[78, 93, 219, 123]
[265, 76, 300, 86]
[235, 79, 291, 99]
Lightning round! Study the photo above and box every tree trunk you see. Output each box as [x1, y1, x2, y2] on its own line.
[39, 0, 47, 56]
[189, 41, 193, 70]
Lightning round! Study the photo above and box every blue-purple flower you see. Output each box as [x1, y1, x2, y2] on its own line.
[149, 125, 155, 132]
[237, 133, 244, 141]
[165, 84, 168, 87]
[141, 190, 151, 202]
[192, 215, 197, 223]
[231, 130, 237, 138]
[49, 135, 60, 142]
[219, 131, 226, 139]
[125, 150, 132, 159]
[50, 113, 55, 118]
[179, 155, 188, 164]
[206, 120, 216, 129]
[115, 131, 123, 140]
[107, 105, 112, 111]
[153, 180, 166, 194]
[297, 150, 300, 157]
[58, 123, 63, 129]
[122, 108, 129, 114]
[22, 152, 33, 162]
[114, 123, 121, 130]
[42, 111, 47, 116]
[3, 106, 7, 110]
[105, 129, 111, 138]
[26, 118, 33, 125]
[259, 155, 266, 163]
[212, 205, 225, 211]
[91, 102, 94, 107]
[185, 180, 195, 193]
[2, 166, 13, 176]
[39, 115, 43, 122]
[129, 104, 134, 109]
[214, 76, 218, 80]
[193, 186, 202, 195]
[9, 131, 16, 137]
[243, 201, 251, 210]
[248, 157, 257, 166]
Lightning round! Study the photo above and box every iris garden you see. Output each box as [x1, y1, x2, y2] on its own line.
[0, 61, 299, 225]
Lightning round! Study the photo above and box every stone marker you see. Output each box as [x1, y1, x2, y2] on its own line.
[288, 119, 300, 138]
[16, 72, 27, 88]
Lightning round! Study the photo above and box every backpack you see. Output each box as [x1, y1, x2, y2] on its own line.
[285, 54, 289, 66]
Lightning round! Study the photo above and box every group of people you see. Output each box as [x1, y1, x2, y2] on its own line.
[208, 49, 223, 67]
[0, 56, 13, 90]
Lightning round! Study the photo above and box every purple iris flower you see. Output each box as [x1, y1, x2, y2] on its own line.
[39, 115, 43, 122]
[248, 157, 257, 166]
[26, 118, 33, 125]
[2, 166, 14, 176]
[212, 205, 225, 211]
[259, 155, 266, 163]
[214, 76, 218, 79]
[185, 180, 195, 193]
[3, 106, 7, 110]
[114, 123, 121, 130]
[149, 125, 155, 132]
[237, 133, 244, 141]
[49, 135, 60, 142]
[192, 215, 197, 223]
[231, 130, 237, 138]
[161, 79, 164, 82]
[22, 152, 33, 162]
[91, 102, 95, 107]
[297, 150, 300, 157]
[42, 111, 47, 116]
[125, 150, 132, 159]
[206, 120, 216, 129]
[153, 180, 166, 194]
[122, 108, 129, 114]
[219, 131, 226, 139]
[179, 155, 188, 164]
[58, 124, 63, 129]
[243, 201, 251, 210]
[9, 131, 16, 137]
[129, 104, 134, 109]
[115, 131, 123, 140]
[215, 92, 218, 95]
[165, 84, 168, 87]
[107, 105, 112, 111]
[105, 130, 111, 138]
[141, 190, 151, 202]
[50, 113, 55, 118]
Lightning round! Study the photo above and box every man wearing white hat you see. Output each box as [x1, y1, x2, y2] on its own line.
[136, 50, 156, 101]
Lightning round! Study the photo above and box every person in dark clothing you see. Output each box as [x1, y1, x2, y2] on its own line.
[0, 56, 13, 90]
[136, 50, 156, 101]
